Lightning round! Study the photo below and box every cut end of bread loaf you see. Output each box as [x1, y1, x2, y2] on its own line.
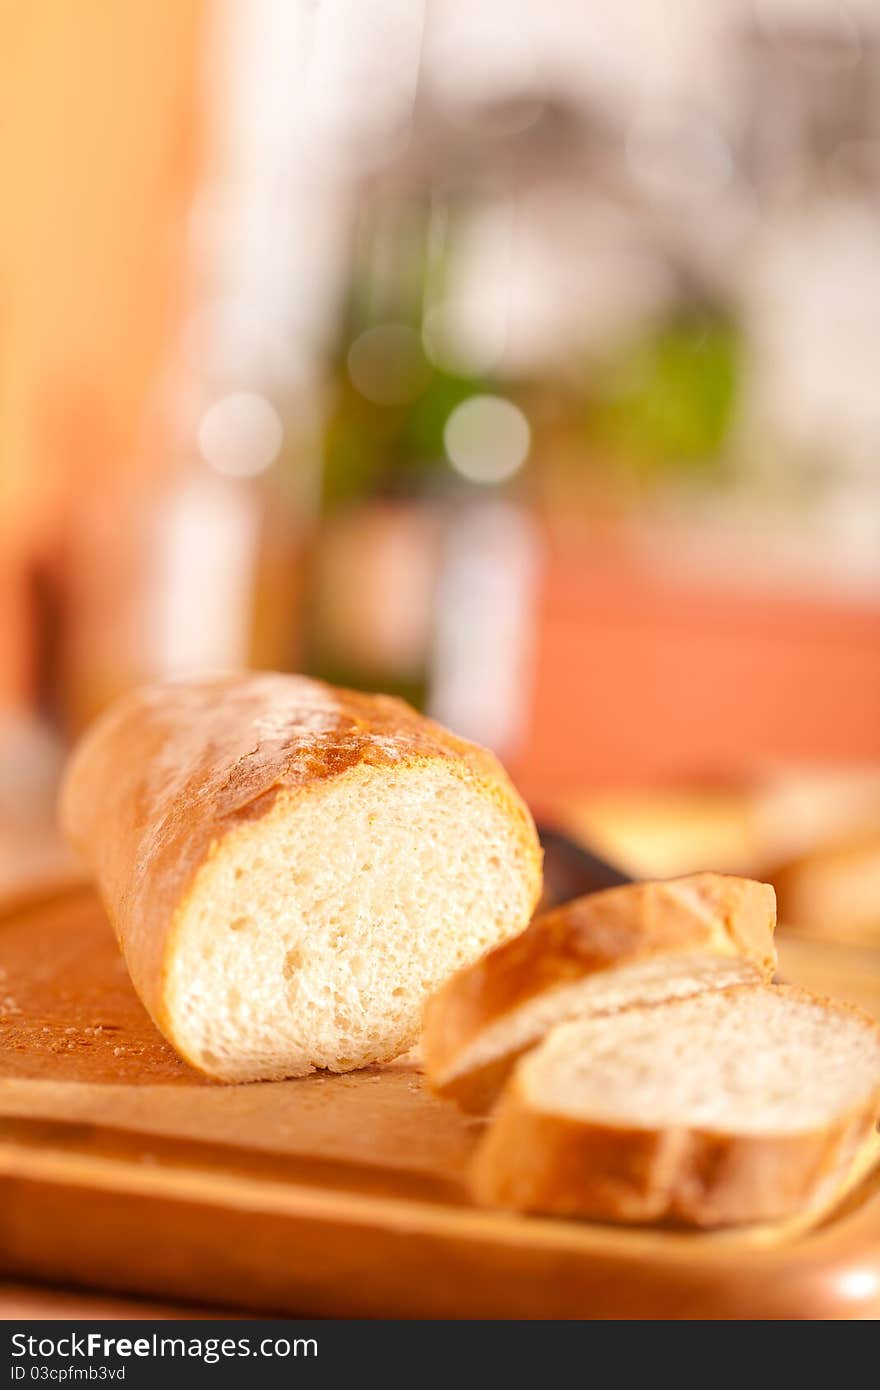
[424, 873, 777, 1112]
[471, 985, 880, 1227]
[165, 758, 539, 1082]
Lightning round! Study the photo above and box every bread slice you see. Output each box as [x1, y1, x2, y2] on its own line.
[470, 985, 880, 1228]
[59, 673, 542, 1082]
[423, 874, 777, 1111]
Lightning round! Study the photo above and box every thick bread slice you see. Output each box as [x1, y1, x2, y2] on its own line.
[470, 985, 880, 1228]
[423, 874, 777, 1111]
[59, 673, 542, 1082]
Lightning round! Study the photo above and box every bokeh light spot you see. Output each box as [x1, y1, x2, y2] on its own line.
[443, 395, 530, 485]
[198, 392, 283, 477]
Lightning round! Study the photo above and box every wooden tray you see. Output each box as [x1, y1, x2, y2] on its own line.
[1, 885, 879, 1320]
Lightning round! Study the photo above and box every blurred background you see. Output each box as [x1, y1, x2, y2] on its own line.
[2, 0, 880, 943]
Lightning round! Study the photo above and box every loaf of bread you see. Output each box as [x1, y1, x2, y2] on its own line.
[470, 985, 880, 1228]
[59, 673, 542, 1082]
[772, 831, 880, 945]
[423, 874, 777, 1111]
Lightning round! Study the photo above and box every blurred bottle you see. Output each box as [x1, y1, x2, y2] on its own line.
[305, 180, 542, 758]
[308, 193, 481, 707]
[60, 376, 314, 731]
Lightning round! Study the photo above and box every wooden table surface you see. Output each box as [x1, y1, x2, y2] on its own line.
[0, 1283, 238, 1320]
[0, 832, 217, 1321]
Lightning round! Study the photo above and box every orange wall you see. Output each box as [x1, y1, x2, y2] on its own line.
[516, 539, 880, 801]
[0, 0, 204, 707]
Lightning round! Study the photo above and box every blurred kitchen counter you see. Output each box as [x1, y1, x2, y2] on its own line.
[556, 769, 880, 947]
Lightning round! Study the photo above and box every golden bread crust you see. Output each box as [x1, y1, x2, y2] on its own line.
[424, 874, 777, 1110]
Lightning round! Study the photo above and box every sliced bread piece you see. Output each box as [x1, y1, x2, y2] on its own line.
[423, 874, 777, 1111]
[59, 673, 542, 1082]
[470, 985, 880, 1228]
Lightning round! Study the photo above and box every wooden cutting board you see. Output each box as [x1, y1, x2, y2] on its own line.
[1, 884, 879, 1320]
